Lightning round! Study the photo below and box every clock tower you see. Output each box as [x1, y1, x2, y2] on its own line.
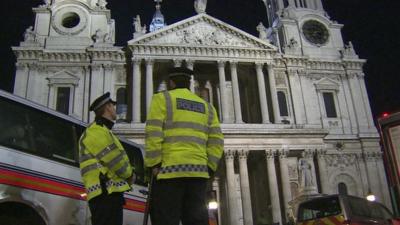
[263, 0, 346, 59]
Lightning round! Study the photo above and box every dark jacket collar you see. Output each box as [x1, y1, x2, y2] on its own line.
[95, 116, 114, 130]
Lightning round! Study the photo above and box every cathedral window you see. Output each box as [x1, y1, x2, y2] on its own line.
[277, 91, 289, 117]
[116, 87, 128, 122]
[56, 87, 71, 115]
[322, 92, 337, 118]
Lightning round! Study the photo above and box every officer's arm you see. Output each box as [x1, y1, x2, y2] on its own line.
[85, 130, 133, 179]
[145, 93, 166, 168]
[206, 106, 224, 172]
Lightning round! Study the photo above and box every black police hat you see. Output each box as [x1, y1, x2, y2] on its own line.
[168, 67, 193, 79]
[89, 92, 116, 111]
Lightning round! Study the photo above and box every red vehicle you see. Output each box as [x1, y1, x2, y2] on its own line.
[296, 194, 400, 225]
[378, 111, 400, 216]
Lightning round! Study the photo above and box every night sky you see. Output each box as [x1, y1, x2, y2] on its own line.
[0, 0, 399, 119]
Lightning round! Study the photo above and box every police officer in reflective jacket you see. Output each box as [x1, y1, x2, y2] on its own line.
[79, 92, 135, 225]
[145, 67, 224, 225]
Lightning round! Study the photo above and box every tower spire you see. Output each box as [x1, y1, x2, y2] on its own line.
[149, 0, 166, 32]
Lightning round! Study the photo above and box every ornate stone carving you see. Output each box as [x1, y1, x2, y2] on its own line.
[326, 154, 357, 168]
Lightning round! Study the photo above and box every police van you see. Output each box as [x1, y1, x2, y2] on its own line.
[0, 89, 148, 225]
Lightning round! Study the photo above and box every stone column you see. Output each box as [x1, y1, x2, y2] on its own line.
[340, 73, 358, 133]
[347, 72, 368, 131]
[225, 150, 239, 225]
[238, 150, 253, 225]
[316, 149, 328, 193]
[255, 62, 270, 123]
[186, 59, 195, 93]
[357, 73, 374, 129]
[145, 58, 154, 114]
[279, 149, 292, 216]
[132, 58, 142, 123]
[266, 149, 282, 225]
[230, 61, 243, 123]
[103, 64, 114, 97]
[288, 69, 306, 125]
[267, 62, 280, 123]
[13, 63, 29, 98]
[218, 60, 230, 123]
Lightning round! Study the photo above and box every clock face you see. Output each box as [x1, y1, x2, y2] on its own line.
[302, 20, 329, 45]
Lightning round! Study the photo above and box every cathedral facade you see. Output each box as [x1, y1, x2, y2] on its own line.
[12, 0, 391, 224]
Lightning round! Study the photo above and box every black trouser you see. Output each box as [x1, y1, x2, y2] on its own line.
[150, 178, 209, 225]
[88, 192, 125, 225]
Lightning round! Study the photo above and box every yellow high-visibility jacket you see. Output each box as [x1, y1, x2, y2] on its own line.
[145, 88, 224, 179]
[79, 122, 133, 201]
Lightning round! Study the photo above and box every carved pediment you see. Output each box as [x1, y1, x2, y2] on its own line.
[129, 14, 276, 50]
[314, 77, 340, 91]
[47, 70, 80, 85]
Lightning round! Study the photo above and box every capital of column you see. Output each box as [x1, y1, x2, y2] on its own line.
[266, 60, 275, 67]
[238, 149, 249, 160]
[145, 58, 155, 66]
[255, 62, 265, 70]
[225, 149, 236, 160]
[132, 57, 142, 64]
[229, 60, 238, 67]
[302, 149, 315, 159]
[265, 149, 276, 160]
[173, 58, 183, 67]
[217, 60, 226, 68]
[316, 149, 327, 158]
[278, 149, 289, 159]
[185, 59, 194, 68]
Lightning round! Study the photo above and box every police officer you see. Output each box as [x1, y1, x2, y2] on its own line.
[79, 92, 134, 225]
[145, 67, 224, 225]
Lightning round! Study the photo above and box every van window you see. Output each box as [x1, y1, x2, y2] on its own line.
[298, 196, 341, 221]
[348, 196, 393, 220]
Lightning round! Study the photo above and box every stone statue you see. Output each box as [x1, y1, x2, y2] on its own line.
[298, 158, 314, 188]
[96, 0, 107, 9]
[194, 0, 207, 14]
[133, 15, 142, 33]
[24, 26, 35, 42]
[256, 22, 267, 40]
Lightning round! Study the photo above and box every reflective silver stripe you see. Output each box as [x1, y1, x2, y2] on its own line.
[163, 91, 173, 122]
[96, 143, 117, 159]
[164, 121, 208, 133]
[146, 150, 162, 159]
[146, 131, 164, 138]
[81, 163, 102, 176]
[79, 153, 93, 163]
[209, 127, 222, 134]
[206, 102, 213, 127]
[108, 152, 125, 169]
[115, 162, 129, 177]
[159, 164, 208, 174]
[164, 136, 207, 145]
[207, 138, 224, 145]
[208, 155, 220, 165]
[146, 119, 164, 127]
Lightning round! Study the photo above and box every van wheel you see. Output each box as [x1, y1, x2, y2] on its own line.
[0, 202, 46, 225]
